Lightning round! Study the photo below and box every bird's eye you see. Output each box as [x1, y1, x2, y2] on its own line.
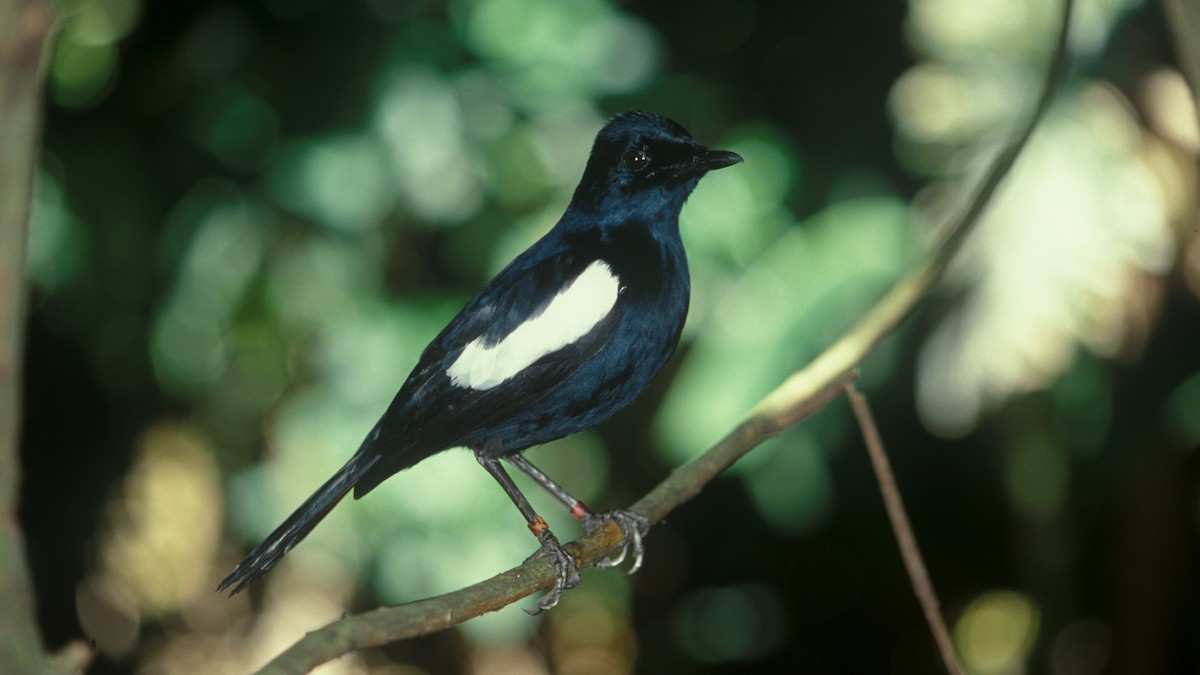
[623, 149, 650, 172]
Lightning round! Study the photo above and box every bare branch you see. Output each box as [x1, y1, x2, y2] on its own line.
[846, 383, 963, 675]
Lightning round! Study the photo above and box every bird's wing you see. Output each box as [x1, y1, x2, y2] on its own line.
[353, 241, 624, 494]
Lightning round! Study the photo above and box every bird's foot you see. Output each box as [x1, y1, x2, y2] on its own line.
[582, 509, 650, 573]
[524, 528, 581, 614]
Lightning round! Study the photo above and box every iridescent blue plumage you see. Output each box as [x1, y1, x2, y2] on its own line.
[219, 111, 742, 610]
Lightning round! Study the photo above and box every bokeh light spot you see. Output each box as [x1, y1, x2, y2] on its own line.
[189, 82, 280, 170]
[672, 584, 787, 663]
[744, 437, 834, 535]
[1049, 619, 1111, 675]
[152, 192, 266, 393]
[1004, 437, 1068, 521]
[268, 134, 394, 232]
[915, 88, 1174, 437]
[1166, 371, 1200, 447]
[27, 169, 89, 292]
[954, 590, 1041, 674]
[374, 68, 484, 224]
[96, 423, 223, 617]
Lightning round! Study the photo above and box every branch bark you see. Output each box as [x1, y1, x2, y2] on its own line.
[0, 0, 58, 673]
[256, 1, 1074, 671]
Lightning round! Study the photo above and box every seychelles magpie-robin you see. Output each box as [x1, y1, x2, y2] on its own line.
[218, 111, 742, 611]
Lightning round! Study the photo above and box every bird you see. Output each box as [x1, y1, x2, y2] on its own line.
[218, 110, 743, 612]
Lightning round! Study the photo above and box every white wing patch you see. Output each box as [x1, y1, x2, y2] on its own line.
[447, 260, 621, 391]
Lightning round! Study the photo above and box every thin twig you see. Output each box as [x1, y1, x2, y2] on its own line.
[256, 1, 1075, 671]
[845, 383, 962, 675]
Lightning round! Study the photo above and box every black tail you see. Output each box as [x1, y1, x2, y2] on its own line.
[217, 450, 380, 595]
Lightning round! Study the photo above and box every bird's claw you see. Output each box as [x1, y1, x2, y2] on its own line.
[524, 528, 580, 614]
[521, 511, 648, 613]
[582, 509, 650, 573]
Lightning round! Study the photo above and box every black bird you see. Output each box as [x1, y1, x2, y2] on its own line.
[218, 111, 742, 611]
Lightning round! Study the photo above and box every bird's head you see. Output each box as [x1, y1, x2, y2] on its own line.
[568, 111, 742, 218]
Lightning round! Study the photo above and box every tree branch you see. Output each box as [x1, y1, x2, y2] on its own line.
[846, 384, 963, 675]
[257, 369, 860, 675]
[256, 1, 1074, 671]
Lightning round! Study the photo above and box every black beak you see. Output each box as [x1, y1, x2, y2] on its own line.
[700, 149, 743, 171]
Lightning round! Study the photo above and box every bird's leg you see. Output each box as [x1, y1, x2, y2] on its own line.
[505, 454, 650, 572]
[475, 451, 579, 613]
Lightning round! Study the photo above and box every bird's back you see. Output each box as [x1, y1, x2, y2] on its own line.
[353, 219, 689, 494]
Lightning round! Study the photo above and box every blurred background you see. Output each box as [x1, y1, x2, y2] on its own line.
[18, 0, 1200, 672]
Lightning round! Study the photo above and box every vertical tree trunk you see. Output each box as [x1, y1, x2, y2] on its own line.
[0, 0, 56, 672]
